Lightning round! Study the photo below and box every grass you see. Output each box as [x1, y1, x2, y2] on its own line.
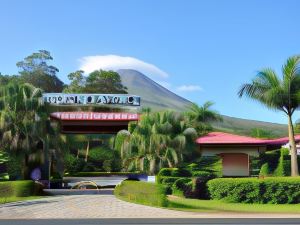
[168, 196, 300, 214]
[114, 180, 168, 207]
[0, 196, 43, 204]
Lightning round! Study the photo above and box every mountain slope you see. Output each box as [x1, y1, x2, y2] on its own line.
[118, 69, 192, 111]
[118, 69, 287, 137]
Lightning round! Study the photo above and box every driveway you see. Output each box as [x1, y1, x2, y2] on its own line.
[1, 190, 300, 219]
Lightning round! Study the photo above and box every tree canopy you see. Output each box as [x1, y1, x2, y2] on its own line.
[63, 69, 127, 94]
[17, 50, 64, 93]
[238, 55, 300, 176]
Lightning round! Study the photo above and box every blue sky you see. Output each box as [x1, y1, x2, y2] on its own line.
[0, 0, 300, 124]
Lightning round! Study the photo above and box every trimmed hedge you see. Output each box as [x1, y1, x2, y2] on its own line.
[172, 178, 193, 197]
[114, 180, 168, 207]
[259, 163, 270, 177]
[0, 181, 42, 198]
[157, 168, 191, 177]
[208, 177, 300, 204]
[157, 176, 181, 194]
[274, 149, 290, 177]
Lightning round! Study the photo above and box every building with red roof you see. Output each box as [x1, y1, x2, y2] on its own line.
[196, 132, 300, 177]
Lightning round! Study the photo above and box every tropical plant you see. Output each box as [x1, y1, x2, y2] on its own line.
[186, 101, 222, 134]
[238, 55, 300, 176]
[114, 111, 197, 174]
[0, 83, 44, 178]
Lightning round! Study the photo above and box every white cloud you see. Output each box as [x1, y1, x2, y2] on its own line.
[79, 55, 169, 79]
[177, 85, 202, 92]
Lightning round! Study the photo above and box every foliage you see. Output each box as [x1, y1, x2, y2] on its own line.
[114, 111, 198, 174]
[185, 102, 222, 135]
[85, 70, 127, 93]
[0, 82, 53, 179]
[157, 176, 181, 194]
[208, 177, 300, 204]
[250, 128, 275, 138]
[168, 197, 300, 214]
[259, 163, 270, 177]
[63, 70, 85, 93]
[64, 153, 85, 173]
[274, 148, 291, 176]
[171, 178, 193, 198]
[114, 180, 168, 207]
[64, 69, 128, 94]
[0, 180, 42, 203]
[17, 50, 64, 92]
[238, 55, 300, 176]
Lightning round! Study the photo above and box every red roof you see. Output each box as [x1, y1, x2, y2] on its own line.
[196, 132, 300, 146]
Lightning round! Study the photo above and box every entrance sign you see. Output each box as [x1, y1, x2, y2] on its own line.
[51, 112, 139, 121]
[43, 93, 140, 106]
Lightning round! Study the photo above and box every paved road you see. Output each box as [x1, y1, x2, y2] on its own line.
[0, 190, 300, 221]
[1, 218, 300, 225]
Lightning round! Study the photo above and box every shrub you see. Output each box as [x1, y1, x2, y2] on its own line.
[259, 163, 270, 177]
[157, 168, 191, 177]
[157, 168, 174, 177]
[114, 180, 168, 207]
[274, 149, 290, 176]
[157, 176, 180, 194]
[208, 177, 300, 204]
[64, 154, 85, 173]
[0, 181, 42, 200]
[172, 178, 193, 198]
[192, 171, 215, 199]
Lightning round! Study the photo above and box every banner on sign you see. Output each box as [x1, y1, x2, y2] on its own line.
[42, 93, 140, 106]
[50, 112, 139, 121]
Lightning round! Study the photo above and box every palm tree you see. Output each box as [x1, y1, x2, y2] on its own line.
[186, 101, 222, 134]
[0, 83, 44, 178]
[115, 111, 197, 174]
[238, 55, 300, 176]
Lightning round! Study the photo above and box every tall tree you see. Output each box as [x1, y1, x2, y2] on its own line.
[85, 70, 127, 93]
[114, 111, 197, 174]
[17, 50, 64, 92]
[0, 83, 44, 178]
[63, 70, 86, 93]
[238, 55, 300, 176]
[186, 101, 222, 135]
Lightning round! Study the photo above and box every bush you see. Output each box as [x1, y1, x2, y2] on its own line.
[0, 181, 42, 199]
[172, 178, 193, 198]
[259, 163, 270, 177]
[274, 149, 290, 176]
[192, 171, 215, 199]
[64, 154, 85, 173]
[114, 180, 168, 207]
[157, 176, 180, 194]
[157, 168, 191, 177]
[208, 177, 300, 204]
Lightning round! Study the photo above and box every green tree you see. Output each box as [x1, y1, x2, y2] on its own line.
[85, 70, 127, 93]
[114, 111, 197, 174]
[238, 55, 300, 176]
[186, 102, 222, 135]
[63, 70, 85, 93]
[17, 50, 64, 92]
[0, 83, 44, 178]
[250, 128, 275, 138]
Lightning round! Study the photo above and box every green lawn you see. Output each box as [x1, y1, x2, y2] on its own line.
[168, 196, 300, 214]
[0, 196, 43, 204]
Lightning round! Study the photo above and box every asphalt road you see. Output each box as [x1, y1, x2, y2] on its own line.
[1, 218, 300, 225]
